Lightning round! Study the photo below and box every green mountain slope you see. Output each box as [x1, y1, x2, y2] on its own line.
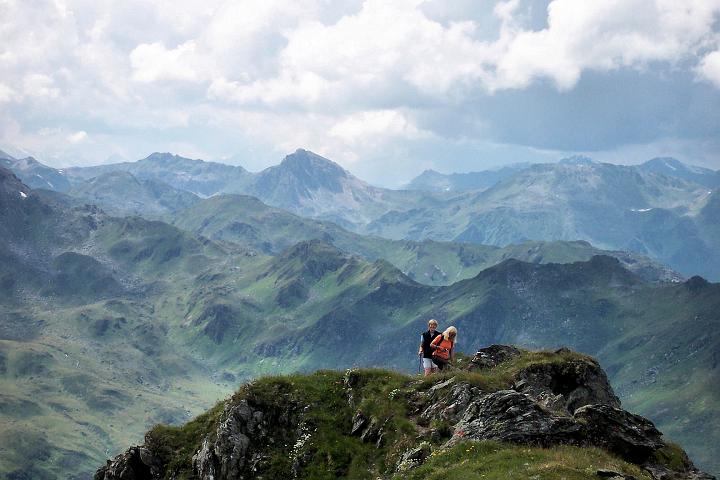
[0, 170, 717, 477]
[173, 194, 680, 285]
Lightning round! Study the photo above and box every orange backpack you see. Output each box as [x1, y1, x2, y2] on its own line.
[431, 334, 453, 361]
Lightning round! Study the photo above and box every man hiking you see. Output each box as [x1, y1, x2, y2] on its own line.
[418, 319, 442, 376]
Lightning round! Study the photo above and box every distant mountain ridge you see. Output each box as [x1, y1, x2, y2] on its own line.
[3, 147, 720, 278]
[173, 193, 682, 285]
[1, 152, 72, 192]
[368, 161, 720, 279]
[639, 157, 719, 188]
[405, 162, 531, 192]
[61, 148, 443, 228]
[65, 151, 252, 196]
[69, 170, 200, 216]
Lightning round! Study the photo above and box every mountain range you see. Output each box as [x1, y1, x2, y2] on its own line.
[12, 147, 713, 280]
[369, 161, 720, 280]
[0, 165, 718, 478]
[404, 162, 530, 192]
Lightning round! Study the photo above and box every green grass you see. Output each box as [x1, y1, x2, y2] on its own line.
[411, 349, 595, 400]
[395, 441, 653, 480]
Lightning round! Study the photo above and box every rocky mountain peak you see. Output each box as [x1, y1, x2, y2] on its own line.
[279, 149, 349, 179]
[251, 149, 354, 202]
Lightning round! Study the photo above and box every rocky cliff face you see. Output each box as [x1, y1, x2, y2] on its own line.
[95, 346, 714, 480]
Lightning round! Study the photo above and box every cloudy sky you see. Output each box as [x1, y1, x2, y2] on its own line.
[1, 0, 719, 186]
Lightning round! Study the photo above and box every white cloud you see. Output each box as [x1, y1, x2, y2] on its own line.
[207, 72, 330, 107]
[330, 110, 427, 144]
[698, 49, 720, 87]
[67, 130, 88, 143]
[488, 0, 720, 91]
[22, 74, 60, 99]
[0, 83, 18, 103]
[130, 41, 202, 83]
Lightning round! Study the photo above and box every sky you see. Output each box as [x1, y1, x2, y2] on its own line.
[1, 0, 720, 187]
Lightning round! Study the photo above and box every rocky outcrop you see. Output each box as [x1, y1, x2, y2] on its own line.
[192, 398, 299, 480]
[513, 355, 621, 413]
[451, 389, 584, 446]
[96, 346, 715, 480]
[94, 447, 161, 480]
[574, 404, 663, 464]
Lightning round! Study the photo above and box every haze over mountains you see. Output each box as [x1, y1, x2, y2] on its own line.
[3, 147, 719, 280]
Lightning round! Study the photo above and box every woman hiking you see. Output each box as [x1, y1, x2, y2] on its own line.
[418, 319, 442, 376]
[430, 326, 457, 371]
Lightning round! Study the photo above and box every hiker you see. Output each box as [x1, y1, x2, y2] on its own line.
[430, 326, 457, 371]
[418, 319, 442, 376]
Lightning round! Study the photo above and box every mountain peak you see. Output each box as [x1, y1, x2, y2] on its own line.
[559, 155, 596, 165]
[279, 149, 348, 177]
[143, 152, 191, 164]
[252, 149, 351, 198]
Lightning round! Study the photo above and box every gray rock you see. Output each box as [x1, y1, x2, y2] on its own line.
[514, 358, 621, 414]
[468, 345, 521, 370]
[597, 468, 637, 479]
[396, 441, 432, 472]
[451, 390, 584, 446]
[420, 381, 481, 423]
[574, 404, 663, 464]
[94, 447, 161, 480]
[350, 411, 368, 436]
[643, 463, 716, 480]
[192, 398, 294, 480]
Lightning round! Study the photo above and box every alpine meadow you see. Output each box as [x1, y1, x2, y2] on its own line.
[1, 2, 719, 480]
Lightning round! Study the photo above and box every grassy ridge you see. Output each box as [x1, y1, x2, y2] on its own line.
[139, 352, 654, 480]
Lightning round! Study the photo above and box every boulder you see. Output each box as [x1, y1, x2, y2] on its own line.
[467, 345, 521, 370]
[513, 358, 621, 414]
[451, 390, 584, 446]
[574, 404, 663, 464]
